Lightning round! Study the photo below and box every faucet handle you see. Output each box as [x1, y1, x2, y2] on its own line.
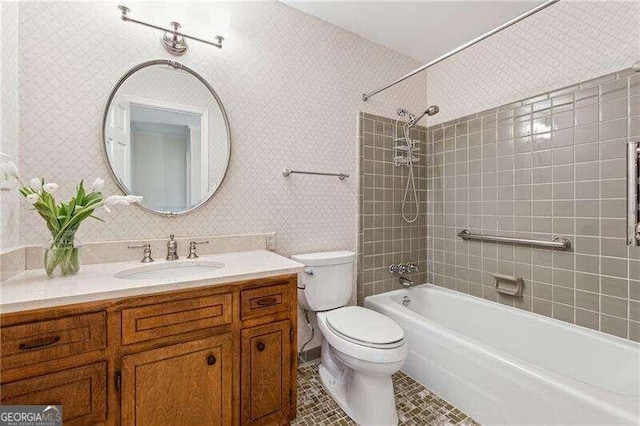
[405, 262, 420, 274]
[187, 240, 209, 259]
[128, 243, 154, 263]
[389, 262, 420, 275]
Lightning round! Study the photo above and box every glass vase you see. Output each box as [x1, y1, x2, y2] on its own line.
[43, 231, 82, 277]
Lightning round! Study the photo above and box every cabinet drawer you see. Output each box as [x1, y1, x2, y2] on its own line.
[241, 283, 291, 320]
[122, 293, 232, 344]
[1, 362, 107, 425]
[0, 312, 106, 371]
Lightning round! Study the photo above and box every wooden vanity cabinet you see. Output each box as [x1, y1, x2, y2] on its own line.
[121, 335, 232, 425]
[1, 362, 108, 425]
[241, 321, 292, 425]
[0, 274, 298, 426]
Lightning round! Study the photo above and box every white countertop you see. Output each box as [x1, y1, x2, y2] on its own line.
[0, 250, 304, 314]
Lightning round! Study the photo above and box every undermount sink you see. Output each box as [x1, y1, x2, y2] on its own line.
[115, 260, 225, 280]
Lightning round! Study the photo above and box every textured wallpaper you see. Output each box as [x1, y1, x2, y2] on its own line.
[427, 0, 640, 125]
[15, 1, 426, 253]
[9, 2, 426, 350]
[0, 2, 20, 250]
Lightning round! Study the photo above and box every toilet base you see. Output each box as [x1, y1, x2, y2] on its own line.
[318, 340, 399, 425]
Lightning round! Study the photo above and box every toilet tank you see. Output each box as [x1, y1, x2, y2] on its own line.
[291, 251, 355, 312]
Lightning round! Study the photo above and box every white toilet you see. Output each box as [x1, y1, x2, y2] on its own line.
[292, 251, 408, 425]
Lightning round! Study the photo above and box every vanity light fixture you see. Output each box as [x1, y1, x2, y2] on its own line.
[118, 5, 224, 56]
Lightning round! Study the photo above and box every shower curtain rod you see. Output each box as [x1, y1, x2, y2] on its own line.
[361, 0, 560, 102]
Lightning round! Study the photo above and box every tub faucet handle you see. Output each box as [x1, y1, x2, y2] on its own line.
[389, 264, 403, 275]
[389, 262, 420, 275]
[405, 262, 420, 274]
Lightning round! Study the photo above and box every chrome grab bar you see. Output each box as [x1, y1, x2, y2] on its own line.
[457, 229, 571, 250]
[627, 141, 640, 246]
[282, 168, 349, 180]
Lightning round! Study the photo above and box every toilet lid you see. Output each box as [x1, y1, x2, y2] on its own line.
[326, 306, 404, 346]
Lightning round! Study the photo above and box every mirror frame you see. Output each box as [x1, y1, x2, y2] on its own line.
[100, 59, 231, 217]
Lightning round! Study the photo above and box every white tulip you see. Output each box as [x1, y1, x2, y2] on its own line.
[0, 161, 20, 179]
[26, 193, 39, 204]
[30, 178, 42, 192]
[103, 194, 143, 213]
[91, 177, 105, 192]
[124, 195, 143, 203]
[42, 182, 59, 194]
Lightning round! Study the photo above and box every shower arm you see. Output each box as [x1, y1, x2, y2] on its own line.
[361, 0, 560, 102]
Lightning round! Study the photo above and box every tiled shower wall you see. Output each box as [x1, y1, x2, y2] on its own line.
[426, 68, 640, 342]
[357, 112, 427, 305]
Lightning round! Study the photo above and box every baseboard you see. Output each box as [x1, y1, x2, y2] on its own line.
[298, 346, 321, 363]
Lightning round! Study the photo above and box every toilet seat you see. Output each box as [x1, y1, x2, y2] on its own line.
[317, 310, 407, 364]
[326, 306, 405, 349]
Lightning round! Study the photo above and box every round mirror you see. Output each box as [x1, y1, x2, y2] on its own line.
[101, 60, 230, 216]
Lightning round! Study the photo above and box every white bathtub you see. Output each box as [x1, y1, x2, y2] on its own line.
[365, 284, 640, 425]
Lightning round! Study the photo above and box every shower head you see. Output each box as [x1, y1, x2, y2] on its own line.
[426, 105, 440, 116]
[406, 105, 439, 127]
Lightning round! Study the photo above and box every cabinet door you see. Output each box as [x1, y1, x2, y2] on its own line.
[121, 334, 232, 426]
[241, 320, 291, 425]
[0, 362, 107, 425]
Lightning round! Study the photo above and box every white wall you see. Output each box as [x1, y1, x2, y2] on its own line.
[427, 0, 640, 125]
[15, 2, 425, 251]
[9, 1, 426, 349]
[0, 2, 20, 250]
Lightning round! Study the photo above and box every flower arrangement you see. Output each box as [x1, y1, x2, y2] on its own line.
[1, 154, 142, 277]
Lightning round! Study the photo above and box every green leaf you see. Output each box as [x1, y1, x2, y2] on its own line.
[76, 181, 85, 205]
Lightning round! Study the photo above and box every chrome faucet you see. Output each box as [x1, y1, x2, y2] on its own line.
[389, 262, 420, 275]
[399, 276, 416, 287]
[166, 234, 179, 261]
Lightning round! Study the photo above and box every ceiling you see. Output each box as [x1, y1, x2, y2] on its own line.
[282, 1, 545, 63]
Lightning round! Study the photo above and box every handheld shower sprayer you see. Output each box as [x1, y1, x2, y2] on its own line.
[406, 105, 439, 128]
[394, 104, 440, 223]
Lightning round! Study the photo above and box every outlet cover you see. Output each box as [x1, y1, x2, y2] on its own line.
[266, 234, 277, 251]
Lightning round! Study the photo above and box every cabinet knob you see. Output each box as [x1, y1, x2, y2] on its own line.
[257, 342, 266, 352]
[207, 355, 216, 366]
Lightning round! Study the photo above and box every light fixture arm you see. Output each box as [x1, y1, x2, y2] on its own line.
[118, 5, 224, 55]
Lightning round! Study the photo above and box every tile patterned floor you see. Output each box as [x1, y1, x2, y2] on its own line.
[292, 360, 479, 426]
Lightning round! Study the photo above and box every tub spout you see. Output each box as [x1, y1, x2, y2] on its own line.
[399, 276, 415, 287]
